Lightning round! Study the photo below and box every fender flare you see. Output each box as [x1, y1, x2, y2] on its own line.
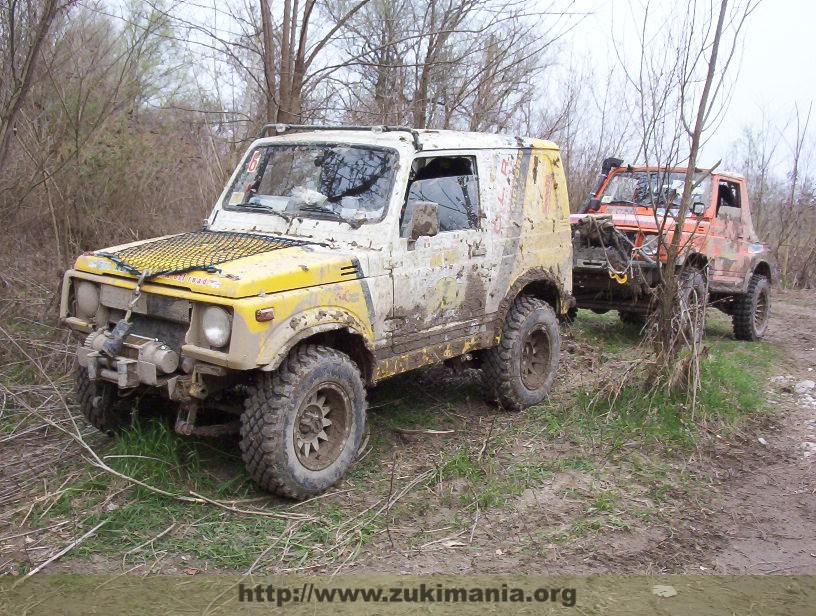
[740, 259, 774, 292]
[495, 267, 568, 331]
[259, 309, 375, 374]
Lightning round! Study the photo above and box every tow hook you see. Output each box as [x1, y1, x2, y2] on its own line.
[101, 270, 147, 358]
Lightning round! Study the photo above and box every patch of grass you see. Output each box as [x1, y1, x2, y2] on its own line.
[572, 310, 642, 355]
[587, 491, 616, 514]
[432, 440, 596, 512]
[547, 310, 777, 449]
[434, 444, 485, 483]
[26, 417, 393, 571]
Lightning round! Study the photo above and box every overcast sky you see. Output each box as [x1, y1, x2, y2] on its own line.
[566, 0, 815, 169]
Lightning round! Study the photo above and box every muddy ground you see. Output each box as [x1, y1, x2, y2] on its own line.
[0, 290, 814, 577]
[353, 289, 816, 575]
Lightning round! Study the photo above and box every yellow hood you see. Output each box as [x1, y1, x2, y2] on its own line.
[74, 233, 360, 298]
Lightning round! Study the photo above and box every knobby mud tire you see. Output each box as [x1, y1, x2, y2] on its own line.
[483, 296, 561, 412]
[74, 366, 132, 434]
[732, 273, 771, 341]
[240, 345, 366, 500]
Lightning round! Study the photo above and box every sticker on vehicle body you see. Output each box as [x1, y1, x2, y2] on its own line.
[168, 273, 222, 288]
[606, 206, 634, 215]
[88, 259, 112, 271]
[247, 150, 261, 173]
[228, 191, 245, 205]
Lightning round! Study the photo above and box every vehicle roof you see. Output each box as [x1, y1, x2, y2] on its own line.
[612, 165, 745, 181]
[255, 128, 558, 152]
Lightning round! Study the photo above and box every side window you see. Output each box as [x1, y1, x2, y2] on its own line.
[401, 156, 479, 236]
[717, 181, 741, 216]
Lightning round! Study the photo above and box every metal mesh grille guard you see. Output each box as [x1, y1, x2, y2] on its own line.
[96, 230, 313, 280]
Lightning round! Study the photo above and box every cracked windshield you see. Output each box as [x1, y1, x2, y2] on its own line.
[602, 170, 710, 210]
[224, 144, 398, 225]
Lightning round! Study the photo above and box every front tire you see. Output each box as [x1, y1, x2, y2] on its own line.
[483, 296, 561, 412]
[240, 345, 366, 500]
[732, 273, 771, 341]
[74, 367, 133, 434]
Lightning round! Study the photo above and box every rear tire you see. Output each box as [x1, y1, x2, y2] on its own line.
[483, 296, 561, 412]
[74, 367, 132, 434]
[732, 274, 771, 341]
[240, 345, 366, 500]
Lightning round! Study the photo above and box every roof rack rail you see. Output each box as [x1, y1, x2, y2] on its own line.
[257, 124, 422, 151]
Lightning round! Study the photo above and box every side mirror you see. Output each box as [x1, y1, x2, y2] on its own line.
[407, 201, 439, 241]
[691, 201, 707, 216]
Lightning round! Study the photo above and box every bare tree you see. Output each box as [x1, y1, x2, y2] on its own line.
[0, 0, 74, 171]
[330, 0, 579, 130]
[611, 0, 760, 390]
[259, 0, 374, 124]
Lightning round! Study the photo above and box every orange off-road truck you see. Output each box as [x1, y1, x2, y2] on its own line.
[570, 158, 775, 340]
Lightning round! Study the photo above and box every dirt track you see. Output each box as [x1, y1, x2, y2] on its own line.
[706, 289, 816, 574]
[351, 289, 816, 575]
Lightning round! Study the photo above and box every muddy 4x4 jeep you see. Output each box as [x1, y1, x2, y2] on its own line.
[571, 159, 775, 340]
[60, 125, 573, 499]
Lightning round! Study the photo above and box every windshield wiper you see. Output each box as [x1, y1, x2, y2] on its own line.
[299, 205, 366, 229]
[299, 205, 347, 222]
[235, 202, 293, 222]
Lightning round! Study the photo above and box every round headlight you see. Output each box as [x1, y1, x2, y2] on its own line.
[75, 281, 100, 319]
[201, 306, 231, 348]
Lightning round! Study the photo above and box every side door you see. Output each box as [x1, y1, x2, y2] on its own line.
[388, 153, 490, 354]
[707, 178, 745, 288]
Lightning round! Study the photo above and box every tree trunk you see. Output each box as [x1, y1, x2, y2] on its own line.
[260, 0, 277, 124]
[0, 0, 62, 172]
[656, 0, 729, 359]
[276, 0, 294, 123]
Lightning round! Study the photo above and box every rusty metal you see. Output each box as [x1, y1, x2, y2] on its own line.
[521, 327, 551, 390]
[175, 401, 199, 435]
[187, 420, 240, 437]
[258, 123, 423, 150]
[175, 401, 240, 436]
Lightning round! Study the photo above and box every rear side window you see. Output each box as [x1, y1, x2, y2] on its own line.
[403, 156, 479, 234]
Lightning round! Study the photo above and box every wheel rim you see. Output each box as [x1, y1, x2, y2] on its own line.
[294, 383, 352, 471]
[754, 287, 770, 333]
[521, 327, 551, 390]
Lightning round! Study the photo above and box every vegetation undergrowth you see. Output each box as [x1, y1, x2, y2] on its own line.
[550, 309, 777, 449]
[0, 305, 778, 573]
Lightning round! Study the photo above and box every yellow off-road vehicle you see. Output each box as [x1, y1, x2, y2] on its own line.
[60, 125, 573, 499]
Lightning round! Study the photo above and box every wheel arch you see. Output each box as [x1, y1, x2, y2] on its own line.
[261, 324, 376, 386]
[495, 267, 569, 333]
[753, 260, 773, 282]
[737, 259, 774, 293]
[682, 251, 709, 273]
